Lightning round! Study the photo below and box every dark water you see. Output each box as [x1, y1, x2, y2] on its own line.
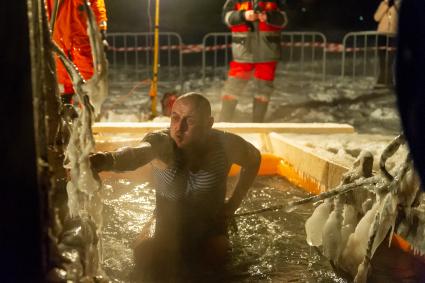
[101, 175, 346, 282]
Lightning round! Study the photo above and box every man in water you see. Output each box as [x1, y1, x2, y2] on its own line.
[90, 92, 261, 279]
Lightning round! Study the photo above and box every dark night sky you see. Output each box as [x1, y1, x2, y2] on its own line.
[104, 0, 381, 43]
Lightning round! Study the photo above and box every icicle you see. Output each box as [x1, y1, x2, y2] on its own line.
[353, 205, 381, 283]
[340, 202, 379, 276]
[322, 197, 344, 264]
[340, 204, 357, 260]
[305, 199, 332, 247]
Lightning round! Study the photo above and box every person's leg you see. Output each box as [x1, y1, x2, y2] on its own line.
[252, 61, 277, 122]
[133, 237, 180, 281]
[201, 234, 231, 268]
[66, 42, 95, 107]
[72, 42, 95, 82]
[219, 61, 253, 122]
[133, 238, 157, 273]
[377, 35, 393, 86]
[387, 36, 396, 87]
[55, 54, 75, 102]
[54, 54, 79, 123]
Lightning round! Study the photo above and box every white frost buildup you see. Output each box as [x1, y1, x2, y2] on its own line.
[340, 204, 357, 256]
[322, 198, 344, 264]
[340, 202, 379, 275]
[305, 200, 332, 247]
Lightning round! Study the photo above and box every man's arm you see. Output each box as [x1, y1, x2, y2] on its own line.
[91, 0, 108, 45]
[265, 0, 288, 28]
[223, 0, 248, 26]
[90, 143, 155, 173]
[91, 0, 108, 31]
[374, 1, 389, 22]
[90, 131, 172, 173]
[223, 132, 261, 216]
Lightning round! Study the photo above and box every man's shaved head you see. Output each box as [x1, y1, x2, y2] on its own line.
[176, 92, 212, 120]
[170, 93, 214, 148]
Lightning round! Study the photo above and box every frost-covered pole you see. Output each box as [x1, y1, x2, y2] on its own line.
[27, 0, 67, 278]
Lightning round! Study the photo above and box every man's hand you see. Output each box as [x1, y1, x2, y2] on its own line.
[215, 200, 239, 232]
[89, 152, 114, 173]
[222, 200, 239, 219]
[244, 10, 258, 22]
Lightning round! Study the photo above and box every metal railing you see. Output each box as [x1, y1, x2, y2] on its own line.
[341, 31, 396, 84]
[105, 31, 398, 87]
[106, 32, 183, 84]
[201, 32, 233, 81]
[201, 31, 327, 81]
[280, 32, 327, 80]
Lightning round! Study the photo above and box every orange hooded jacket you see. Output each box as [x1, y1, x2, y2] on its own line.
[46, 0, 108, 95]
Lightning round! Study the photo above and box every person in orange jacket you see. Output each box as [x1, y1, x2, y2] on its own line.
[220, 0, 287, 123]
[46, 0, 108, 106]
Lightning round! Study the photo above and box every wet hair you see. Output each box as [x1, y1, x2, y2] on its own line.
[176, 92, 212, 119]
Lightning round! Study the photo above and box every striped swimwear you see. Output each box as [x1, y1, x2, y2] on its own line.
[144, 130, 231, 252]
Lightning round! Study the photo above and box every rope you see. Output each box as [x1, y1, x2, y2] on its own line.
[235, 204, 285, 217]
[106, 42, 397, 54]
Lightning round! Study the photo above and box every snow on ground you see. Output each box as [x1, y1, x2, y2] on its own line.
[101, 67, 400, 135]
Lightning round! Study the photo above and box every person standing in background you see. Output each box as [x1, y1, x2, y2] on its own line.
[46, 0, 108, 107]
[374, 0, 400, 87]
[220, 0, 287, 123]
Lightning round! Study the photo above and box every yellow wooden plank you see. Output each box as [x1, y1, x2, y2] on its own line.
[269, 132, 350, 193]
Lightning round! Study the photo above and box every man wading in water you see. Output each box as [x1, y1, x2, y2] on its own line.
[90, 92, 261, 280]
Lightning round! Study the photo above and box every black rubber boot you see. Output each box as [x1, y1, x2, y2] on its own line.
[252, 98, 269, 122]
[61, 93, 74, 105]
[60, 93, 78, 121]
[219, 99, 238, 122]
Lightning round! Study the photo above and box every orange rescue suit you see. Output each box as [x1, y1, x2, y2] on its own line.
[46, 0, 108, 95]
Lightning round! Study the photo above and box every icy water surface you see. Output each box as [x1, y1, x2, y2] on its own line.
[101, 175, 345, 282]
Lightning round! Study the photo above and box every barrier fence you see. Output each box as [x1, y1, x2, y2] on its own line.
[341, 31, 396, 84]
[201, 32, 233, 81]
[106, 31, 397, 85]
[279, 32, 327, 80]
[107, 32, 183, 84]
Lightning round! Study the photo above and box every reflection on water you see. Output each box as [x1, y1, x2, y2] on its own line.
[101, 176, 345, 282]
[101, 179, 156, 282]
